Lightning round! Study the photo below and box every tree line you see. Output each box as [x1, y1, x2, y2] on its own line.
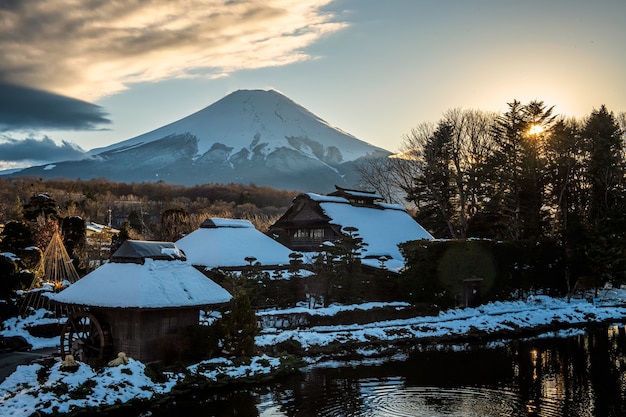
[0, 178, 297, 239]
[359, 101, 626, 285]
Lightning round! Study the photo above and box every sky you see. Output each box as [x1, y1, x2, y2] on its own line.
[1, 0, 625, 171]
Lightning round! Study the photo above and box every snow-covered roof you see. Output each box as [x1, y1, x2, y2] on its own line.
[200, 218, 253, 229]
[329, 186, 383, 200]
[306, 193, 349, 203]
[176, 218, 294, 268]
[50, 258, 232, 308]
[312, 196, 433, 265]
[111, 240, 185, 263]
[86, 221, 119, 234]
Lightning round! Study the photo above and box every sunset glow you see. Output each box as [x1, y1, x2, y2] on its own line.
[528, 124, 545, 136]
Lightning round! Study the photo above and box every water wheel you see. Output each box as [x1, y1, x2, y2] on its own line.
[60, 311, 112, 363]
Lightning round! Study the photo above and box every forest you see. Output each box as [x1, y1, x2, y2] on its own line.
[0, 178, 298, 239]
[360, 101, 626, 288]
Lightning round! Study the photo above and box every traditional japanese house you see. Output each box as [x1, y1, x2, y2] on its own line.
[51, 240, 232, 363]
[269, 186, 434, 271]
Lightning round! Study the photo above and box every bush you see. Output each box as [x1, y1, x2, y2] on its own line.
[0, 255, 32, 300]
[400, 238, 567, 307]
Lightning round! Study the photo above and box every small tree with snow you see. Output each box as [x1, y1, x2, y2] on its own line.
[221, 290, 257, 356]
[310, 226, 368, 306]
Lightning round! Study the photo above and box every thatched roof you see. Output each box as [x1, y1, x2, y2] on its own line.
[110, 240, 186, 264]
[50, 241, 231, 308]
[176, 218, 294, 268]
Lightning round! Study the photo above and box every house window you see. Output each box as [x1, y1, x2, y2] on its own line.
[293, 228, 325, 239]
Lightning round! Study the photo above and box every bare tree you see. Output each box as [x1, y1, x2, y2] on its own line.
[356, 156, 403, 204]
[441, 108, 498, 236]
[394, 122, 436, 211]
[390, 110, 497, 238]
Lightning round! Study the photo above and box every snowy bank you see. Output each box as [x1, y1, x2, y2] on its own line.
[0, 355, 294, 417]
[256, 296, 626, 351]
[2, 296, 626, 416]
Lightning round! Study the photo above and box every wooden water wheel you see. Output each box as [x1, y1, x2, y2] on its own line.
[60, 311, 112, 363]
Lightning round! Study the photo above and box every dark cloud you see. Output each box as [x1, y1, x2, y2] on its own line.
[0, 83, 111, 131]
[0, 136, 85, 162]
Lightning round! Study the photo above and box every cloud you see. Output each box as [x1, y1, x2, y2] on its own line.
[0, 135, 86, 163]
[0, 83, 111, 131]
[0, 0, 346, 100]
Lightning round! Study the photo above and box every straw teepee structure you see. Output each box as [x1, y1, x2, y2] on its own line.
[20, 232, 81, 316]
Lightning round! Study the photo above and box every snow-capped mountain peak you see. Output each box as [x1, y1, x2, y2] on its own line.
[13, 89, 391, 192]
[89, 89, 386, 163]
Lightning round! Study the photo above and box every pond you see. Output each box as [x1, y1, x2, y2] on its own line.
[124, 323, 626, 417]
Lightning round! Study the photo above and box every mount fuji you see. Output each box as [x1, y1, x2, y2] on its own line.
[10, 89, 391, 192]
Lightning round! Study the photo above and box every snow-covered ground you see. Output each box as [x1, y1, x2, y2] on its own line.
[257, 294, 626, 350]
[2, 295, 626, 416]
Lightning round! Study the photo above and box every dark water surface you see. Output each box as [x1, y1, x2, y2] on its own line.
[129, 324, 626, 417]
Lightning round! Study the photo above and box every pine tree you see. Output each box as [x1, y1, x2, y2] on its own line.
[583, 105, 624, 223]
[410, 122, 456, 237]
[110, 220, 132, 254]
[222, 290, 257, 356]
[581, 105, 626, 285]
[489, 100, 527, 239]
[22, 193, 59, 223]
[544, 118, 584, 235]
[0, 221, 35, 253]
[489, 100, 557, 239]
[310, 227, 368, 305]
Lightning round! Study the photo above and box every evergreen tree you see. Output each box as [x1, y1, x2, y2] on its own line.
[310, 226, 367, 305]
[221, 290, 257, 356]
[61, 216, 87, 272]
[311, 242, 340, 307]
[581, 105, 626, 285]
[0, 220, 35, 253]
[399, 109, 497, 238]
[409, 121, 456, 237]
[583, 105, 624, 223]
[287, 252, 304, 307]
[159, 208, 191, 241]
[489, 100, 556, 239]
[22, 193, 59, 223]
[127, 210, 143, 234]
[32, 215, 59, 252]
[544, 118, 584, 235]
[488, 100, 527, 239]
[0, 254, 25, 299]
[110, 220, 132, 254]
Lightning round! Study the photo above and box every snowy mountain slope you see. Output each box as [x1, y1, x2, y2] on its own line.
[9, 89, 391, 192]
[89, 89, 386, 163]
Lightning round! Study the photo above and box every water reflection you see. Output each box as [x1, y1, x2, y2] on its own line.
[135, 324, 626, 417]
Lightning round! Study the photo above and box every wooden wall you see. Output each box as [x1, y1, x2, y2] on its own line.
[98, 307, 199, 363]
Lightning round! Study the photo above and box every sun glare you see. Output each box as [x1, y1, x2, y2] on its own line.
[528, 124, 544, 136]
